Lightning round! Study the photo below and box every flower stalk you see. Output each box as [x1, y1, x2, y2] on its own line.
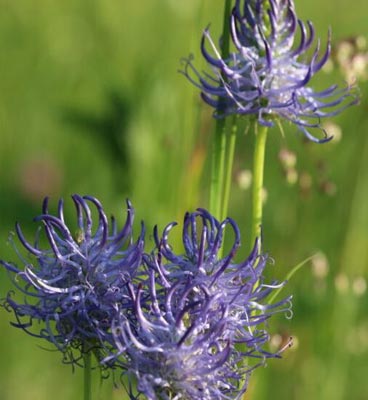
[221, 116, 238, 222]
[84, 352, 92, 400]
[250, 125, 268, 251]
[210, 118, 227, 219]
[209, 0, 234, 220]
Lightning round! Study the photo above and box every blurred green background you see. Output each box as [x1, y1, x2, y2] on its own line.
[0, 0, 367, 399]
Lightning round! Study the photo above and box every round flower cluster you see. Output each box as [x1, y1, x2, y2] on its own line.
[1, 196, 291, 398]
[182, 0, 358, 142]
[1, 195, 145, 365]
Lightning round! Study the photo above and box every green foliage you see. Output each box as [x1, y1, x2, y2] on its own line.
[0, 0, 367, 399]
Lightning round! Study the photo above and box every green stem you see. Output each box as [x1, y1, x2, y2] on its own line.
[209, 0, 232, 219]
[84, 352, 92, 400]
[220, 0, 232, 59]
[250, 125, 268, 251]
[240, 126, 268, 398]
[210, 119, 227, 219]
[221, 117, 238, 221]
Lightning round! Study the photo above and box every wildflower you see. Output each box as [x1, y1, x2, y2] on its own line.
[151, 209, 292, 342]
[1, 195, 144, 365]
[111, 209, 292, 399]
[182, 0, 358, 142]
[112, 281, 249, 400]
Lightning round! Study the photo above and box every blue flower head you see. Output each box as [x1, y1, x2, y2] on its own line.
[182, 0, 358, 142]
[112, 283, 249, 400]
[151, 209, 292, 349]
[1, 195, 144, 365]
[110, 209, 292, 399]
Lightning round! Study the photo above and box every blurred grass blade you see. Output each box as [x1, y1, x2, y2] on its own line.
[268, 254, 317, 304]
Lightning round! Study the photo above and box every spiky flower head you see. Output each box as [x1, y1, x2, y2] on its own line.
[110, 209, 292, 399]
[182, 0, 358, 142]
[151, 209, 292, 348]
[1, 195, 144, 365]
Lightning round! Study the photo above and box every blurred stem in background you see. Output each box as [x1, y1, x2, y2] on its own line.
[321, 117, 368, 400]
[181, 1, 207, 214]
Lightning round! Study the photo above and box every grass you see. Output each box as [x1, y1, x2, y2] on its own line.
[0, 1, 367, 399]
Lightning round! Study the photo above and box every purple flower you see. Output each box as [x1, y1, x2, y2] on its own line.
[151, 209, 292, 350]
[181, 0, 358, 142]
[1, 195, 144, 365]
[112, 282, 248, 400]
[110, 209, 292, 399]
